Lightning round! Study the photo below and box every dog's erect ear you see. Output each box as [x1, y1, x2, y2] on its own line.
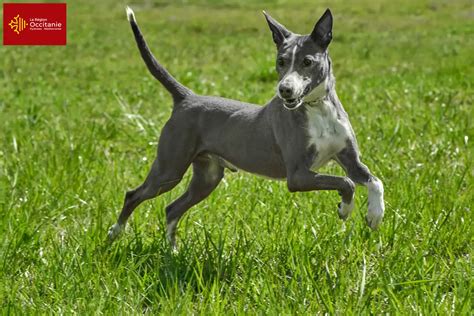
[310, 9, 333, 49]
[263, 11, 292, 48]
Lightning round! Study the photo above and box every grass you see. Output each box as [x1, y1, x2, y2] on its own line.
[1, 0, 473, 313]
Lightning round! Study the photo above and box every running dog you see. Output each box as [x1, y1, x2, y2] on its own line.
[108, 7, 385, 248]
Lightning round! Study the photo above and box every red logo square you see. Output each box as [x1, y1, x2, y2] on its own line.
[3, 3, 67, 46]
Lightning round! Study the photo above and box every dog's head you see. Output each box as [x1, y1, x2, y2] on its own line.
[264, 9, 333, 110]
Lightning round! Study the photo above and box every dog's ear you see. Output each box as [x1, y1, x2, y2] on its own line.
[263, 11, 292, 48]
[310, 9, 333, 49]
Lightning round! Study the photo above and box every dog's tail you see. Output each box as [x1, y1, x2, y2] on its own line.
[126, 6, 193, 101]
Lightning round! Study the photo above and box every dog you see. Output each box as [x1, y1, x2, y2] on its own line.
[108, 7, 385, 248]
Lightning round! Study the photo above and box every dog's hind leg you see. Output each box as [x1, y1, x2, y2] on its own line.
[108, 124, 197, 242]
[336, 144, 385, 229]
[107, 160, 187, 242]
[165, 156, 224, 249]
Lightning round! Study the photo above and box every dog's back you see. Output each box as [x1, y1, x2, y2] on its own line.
[169, 94, 288, 179]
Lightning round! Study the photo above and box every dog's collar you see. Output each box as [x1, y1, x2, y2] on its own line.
[303, 95, 329, 106]
[303, 90, 330, 106]
[302, 77, 330, 105]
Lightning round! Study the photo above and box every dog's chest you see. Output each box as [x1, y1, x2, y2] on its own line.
[305, 100, 350, 170]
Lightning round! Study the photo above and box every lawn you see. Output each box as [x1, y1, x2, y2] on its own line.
[1, 0, 472, 313]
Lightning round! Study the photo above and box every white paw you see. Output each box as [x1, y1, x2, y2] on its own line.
[107, 223, 124, 242]
[338, 199, 355, 220]
[366, 178, 385, 230]
[166, 219, 178, 250]
[170, 245, 179, 255]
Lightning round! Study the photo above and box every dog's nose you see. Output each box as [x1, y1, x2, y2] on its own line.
[279, 85, 293, 99]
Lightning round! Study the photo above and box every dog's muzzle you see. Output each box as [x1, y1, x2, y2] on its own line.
[277, 71, 315, 111]
[280, 85, 311, 111]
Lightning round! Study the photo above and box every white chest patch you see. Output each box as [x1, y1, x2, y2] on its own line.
[306, 100, 351, 170]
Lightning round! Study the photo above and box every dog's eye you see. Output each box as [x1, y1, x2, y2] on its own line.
[277, 58, 285, 67]
[303, 57, 313, 67]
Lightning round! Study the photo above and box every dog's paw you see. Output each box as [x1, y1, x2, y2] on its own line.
[366, 178, 385, 230]
[366, 209, 383, 230]
[338, 199, 354, 220]
[166, 219, 179, 251]
[107, 223, 124, 242]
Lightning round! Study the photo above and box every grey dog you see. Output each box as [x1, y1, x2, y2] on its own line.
[108, 7, 385, 248]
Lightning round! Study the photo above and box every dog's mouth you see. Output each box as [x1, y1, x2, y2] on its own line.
[282, 97, 303, 110]
[280, 85, 311, 110]
[281, 86, 311, 110]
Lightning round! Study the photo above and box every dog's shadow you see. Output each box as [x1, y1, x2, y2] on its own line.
[105, 229, 252, 305]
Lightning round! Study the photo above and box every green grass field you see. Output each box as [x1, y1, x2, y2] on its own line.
[1, 0, 473, 313]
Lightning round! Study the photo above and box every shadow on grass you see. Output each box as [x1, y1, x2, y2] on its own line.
[103, 229, 253, 306]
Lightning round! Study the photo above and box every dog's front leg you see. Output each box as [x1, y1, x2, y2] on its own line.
[336, 145, 385, 230]
[287, 168, 355, 213]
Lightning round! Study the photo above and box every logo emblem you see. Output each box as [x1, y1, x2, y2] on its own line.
[8, 14, 28, 34]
